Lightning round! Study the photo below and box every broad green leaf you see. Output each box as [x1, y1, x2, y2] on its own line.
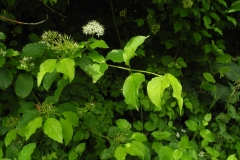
[43, 118, 63, 143]
[131, 132, 147, 142]
[178, 136, 189, 149]
[216, 54, 231, 64]
[228, 1, 240, 12]
[43, 70, 58, 91]
[89, 40, 109, 49]
[19, 102, 35, 113]
[37, 59, 57, 86]
[114, 146, 126, 160]
[203, 16, 211, 29]
[202, 0, 210, 11]
[100, 142, 119, 159]
[56, 58, 75, 83]
[62, 111, 79, 127]
[185, 120, 198, 131]
[152, 142, 162, 153]
[0, 68, 13, 90]
[0, 56, 5, 67]
[105, 49, 124, 63]
[159, 146, 173, 159]
[200, 129, 215, 142]
[75, 143, 86, 155]
[180, 8, 189, 17]
[226, 16, 237, 26]
[174, 21, 183, 32]
[0, 32, 6, 40]
[173, 149, 183, 160]
[161, 55, 173, 67]
[54, 78, 68, 99]
[88, 51, 105, 63]
[28, 33, 40, 42]
[15, 73, 33, 98]
[205, 146, 219, 157]
[123, 36, 149, 66]
[135, 18, 144, 27]
[152, 131, 171, 140]
[123, 73, 145, 110]
[22, 42, 47, 58]
[76, 55, 108, 83]
[60, 118, 73, 146]
[147, 76, 169, 110]
[116, 119, 131, 130]
[5, 129, 17, 147]
[165, 73, 183, 114]
[227, 154, 238, 160]
[125, 141, 145, 160]
[25, 117, 43, 140]
[17, 110, 39, 130]
[209, 12, 220, 21]
[6, 48, 19, 57]
[204, 113, 212, 121]
[18, 143, 36, 160]
[203, 72, 216, 83]
[218, 0, 227, 7]
[68, 151, 78, 160]
[193, 32, 201, 43]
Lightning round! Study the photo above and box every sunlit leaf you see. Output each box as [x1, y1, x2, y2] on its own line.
[56, 58, 75, 83]
[125, 141, 145, 160]
[18, 143, 36, 160]
[25, 117, 42, 140]
[105, 49, 124, 63]
[43, 118, 63, 143]
[60, 118, 73, 146]
[4, 129, 17, 147]
[114, 146, 126, 160]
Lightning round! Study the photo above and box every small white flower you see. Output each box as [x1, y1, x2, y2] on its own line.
[20, 63, 27, 68]
[0, 49, 6, 56]
[181, 129, 186, 133]
[198, 151, 205, 157]
[176, 132, 180, 138]
[30, 63, 35, 67]
[82, 20, 105, 37]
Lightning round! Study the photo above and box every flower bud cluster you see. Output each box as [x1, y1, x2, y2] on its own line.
[198, 151, 205, 157]
[147, 14, 153, 20]
[0, 48, 6, 56]
[151, 24, 161, 34]
[82, 20, 105, 37]
[19, 56, 34, 71]
[182, 0, 193, 8]
[120, 9, 127, 17]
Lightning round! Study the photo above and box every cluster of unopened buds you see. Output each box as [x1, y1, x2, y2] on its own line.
[19, 56, 34, 71]
[182, 0, 193, 8]
[0, 48, 6, 56]
[120, 9, 127, 17]
[151, 24, 161, 34]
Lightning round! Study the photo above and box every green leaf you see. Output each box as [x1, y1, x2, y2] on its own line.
[123, 36, 149, 66]
[227, 154, 238, 160]
[228, 1, 240, 12]
[204, 113, 212, 121]
[180, 8, 189, 17]
[54, 78, 68, 99]
[116, 119, 131, 130]
[205, 146, 219, 157]
[152, 131, 171, 140]
[159, 146, 173, 159]
[226, 16, 237, 26]
[216, 54, 231, 64]
[0, 32, 6, 40]
[0, 56, 5, 67]
[0, 68, 13, 90]
[193, 32, 201, 43]
[147, 76, 169, 110]
[218, 0, 227, 7]
[125, 141, 145, 160]
[173, 149, 183, 160]
[200, 129, 215, 142]
[165, 73, 183, 114]
[135, 18, 144, 27]
[203, 72, 216, 83]
[25, 117, 43, 140]
[178, 136, 189, 149]
[56, 58, 75, 83]
[223, 63, 240, 81]
[105, 49, 124, 63]
[68, 151, 78, 160]
[17, 110, 39, 130]
[185, 120, 198, 131]
[174, 21, 183, 32]
[89, 40, 109, 49]
[62, 111, 79, 127]
[43, 70, 58, 91]
[75, 143, 86, 155]
[209, 12, 220, 21]
[123, 73, 145, 110]
[60, 118, 73, 146]
[88, 51, 105, 63]
[28, 33, 40, 42]
[15, 73, 33, 98]
[202, 0, 210, 11]
[18, 143, 36, 160]
[203, 16, 211, 29]
[114, 146, 126, 160]
[37, 59, 57, 86]
[22, 43, 47, 58]
[5, 129, 17, 147]
[43, 118, 63, 143]
[76, 55, 108, 83]
[131, 132, 147, 142]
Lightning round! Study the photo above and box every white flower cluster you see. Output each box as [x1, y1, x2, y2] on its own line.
[19, 56, 34, 70]
[198, 151, 205, 157]
[82, 20, 105, 37]
[182, 0, 193, 8]
[0, 49, 6, 56]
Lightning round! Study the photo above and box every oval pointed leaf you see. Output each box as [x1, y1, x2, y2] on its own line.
[5, 129, 17, 147]
[147, 76, 170, 110]
[123, 36, 149, 66]
[0, 32, 6, 40]
[60, 118, 73, 146]
[25, 117, 43, 140]
[123, 73, 145, 110]
[125, 141, 145, 160]
[88, 51, 105, 63]
[105, 49, 124, 63]
[56, 58, 75, 83]
[15, 73, 33, 98]
[63, 111, 79, 127]
[185, 120, 198, 131]
[0, 68, 13, 90]
[22, 42, 47, 58]
[165, 73, 183, 114]
[89, 40, 109, 49]
[37, 59, 57, 86]
[114, 146, 126, 160]
[43, 118, 63, 143]
[203, 72, 216, 83]
[18, 143, 36, 160]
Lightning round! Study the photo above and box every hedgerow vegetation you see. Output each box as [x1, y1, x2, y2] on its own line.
[1, 0, 240, 159]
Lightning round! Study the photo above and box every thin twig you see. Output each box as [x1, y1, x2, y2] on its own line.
[0, 14, 48, 25]
[39, 0, 67, 18]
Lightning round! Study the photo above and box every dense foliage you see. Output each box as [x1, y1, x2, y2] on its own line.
[1, 0, 240, 159]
